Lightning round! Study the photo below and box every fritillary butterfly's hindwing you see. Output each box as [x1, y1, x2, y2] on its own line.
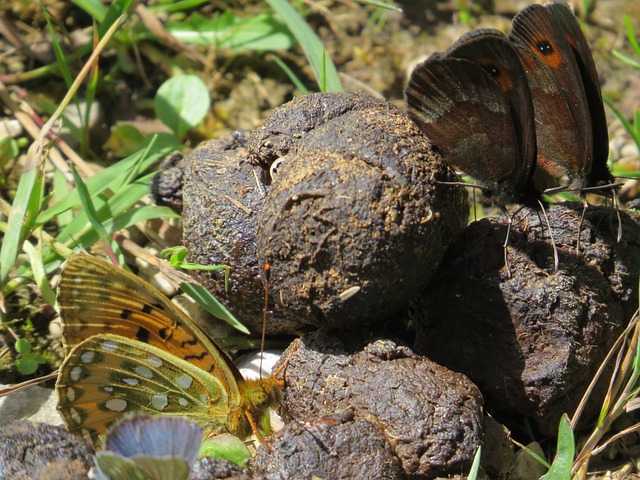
[55, 255, 282, 445]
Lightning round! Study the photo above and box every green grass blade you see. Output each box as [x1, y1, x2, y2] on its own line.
[0, 165, 44, 287]
[623, 15, 640, 59]
[38, 139, 178, 224]
[467, 446, 481, 480]
[23, 242, 56, 306]
[70, 163, 121, 260]
[70, 206, 180, 249]
[41, 6, 74, 90]
[266, 0, 343, 92]
[604, 97, 640, 149]
[180, 282, 250, 335]
[356, 0, 402, 11]
[98, 0, 133, 37]
[71, 0, 108, 22]
[272, 55, 308, 93]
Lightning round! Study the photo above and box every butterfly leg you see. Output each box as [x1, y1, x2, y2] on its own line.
[577, 195, 589, 254]
[537, 200, 559, 273]
[502, 207, 513, 279]
[245, 410, 271, 450]
[613, 194, 623, 243]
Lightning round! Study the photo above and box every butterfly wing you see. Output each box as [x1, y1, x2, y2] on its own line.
[545, 2, 611, 186]
[407, 31, 538, 205]
[446, 29, 538, 200]
[105, 415, 202, 464]
[58, 255, 244, 397]
[56, 333, 229, 444]
[510, 2, 608, 187]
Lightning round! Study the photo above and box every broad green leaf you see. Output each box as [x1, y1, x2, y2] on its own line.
[540, 414, 574, 480]
[16, 357, 40, 375]
[15, 338, 32, 355]
[168, 12, 294, 51]
[154, 75, 210, 140]
[199, 434, 250, 467]
[103, 125, 147, 157]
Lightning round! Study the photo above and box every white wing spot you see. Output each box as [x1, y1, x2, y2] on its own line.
[199, 393, 207, 403]
[101, 340, 119, 352]
[134, 365, 153, 378]
[148, 356, 163, 368]
[105, 398, 128, 412]
[80, 351, 96, 364]
[178, 397, 188, 407]
[151, 394, 168, 411]
[70, 366, 83, 382]
[103, 386, 114, 393]
[177, 375, 193, 389]
[122, 378, 139, 386]
[66, 387, 76, 402]
[70, 407, 82, 424]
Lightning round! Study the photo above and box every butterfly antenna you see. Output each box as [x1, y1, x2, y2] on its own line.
[537, 200, 559, 273]
[272, 341, 299, 382]
[260, 263, 271, 379]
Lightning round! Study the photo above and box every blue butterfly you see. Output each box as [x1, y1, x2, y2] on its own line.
[91, 415, 202, 480]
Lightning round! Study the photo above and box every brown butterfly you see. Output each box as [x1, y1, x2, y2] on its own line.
[406, 29, 541, 209]
[509, 1, 616, 197]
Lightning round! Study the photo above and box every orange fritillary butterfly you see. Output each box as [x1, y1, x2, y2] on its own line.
[55, 254, 282, 445]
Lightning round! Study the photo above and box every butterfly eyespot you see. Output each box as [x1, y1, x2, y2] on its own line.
[536, 40, 553, 55]
[483, 64, 500, 78]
